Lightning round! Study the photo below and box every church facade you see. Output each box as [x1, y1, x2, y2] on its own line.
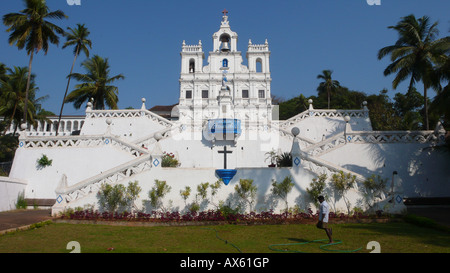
[175, 10, 274, 143]
[1, 12, 448, 215]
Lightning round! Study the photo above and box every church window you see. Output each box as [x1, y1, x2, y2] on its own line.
[258, 90, 265, 98]
[256, 58, 262, 73]
[186, 90, 192, 99]
[220, 34, 231, 52]
[242, 90, 249, 98]
[189, 59, 195, 73]
[202, 90, 209, 98]
[222, 59, 228, 68]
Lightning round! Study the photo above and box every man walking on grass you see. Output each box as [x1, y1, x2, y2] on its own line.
[316, 195, 333, 243]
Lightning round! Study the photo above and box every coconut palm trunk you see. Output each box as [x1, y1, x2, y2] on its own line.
[424, 85, 429, 130]
[56, 44, 79, 136]
[23, 50, 34, 126]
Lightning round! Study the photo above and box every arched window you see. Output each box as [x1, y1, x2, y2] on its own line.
[189, 59, 195, 73]
[222, 59, 228, 68]
[219, 34, 231, 52]
[256, 58, 263, 73]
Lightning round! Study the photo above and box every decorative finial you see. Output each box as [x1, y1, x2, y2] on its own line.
[222, 9, 228, 16]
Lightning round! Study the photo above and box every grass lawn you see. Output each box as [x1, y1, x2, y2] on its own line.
[0, 220, 449, 253]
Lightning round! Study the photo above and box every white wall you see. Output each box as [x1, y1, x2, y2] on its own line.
[81, 114, 168, 142]
[146, 126, 292, 169]
[9, 145, 136, 200]
[53, 165, 363, 215]
[320, 143, 450, 198]
[285, 116, 372, 142]
[0, 177, 27, 211]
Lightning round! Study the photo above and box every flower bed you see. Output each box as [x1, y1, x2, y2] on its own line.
[59, 209, 390, 226]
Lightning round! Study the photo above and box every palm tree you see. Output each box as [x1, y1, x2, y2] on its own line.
[377, 14, 450, 129]
[2, 0, 67, 126]
[56, 24, 92, 136]
[430, 54, 450, 125]
[0, 63, 6, 81]
[0, 66, 38, 135]
[317, 70, 341, 109]
[65, 55, 124, 110]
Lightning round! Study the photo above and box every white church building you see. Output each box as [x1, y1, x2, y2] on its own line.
[1, 12, 448, 215]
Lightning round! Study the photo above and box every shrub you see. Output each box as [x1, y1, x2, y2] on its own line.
[161, 152, 180, 167]
[277, 152, 292, 167]
[218, 203, 240, 221]
[362, 174, 388, 210]
[98, 183, 127, 212]
[148, 179, 171, 212]
[306, 173, 327, 207]
[97, 181, 142, 212]
[331, 171, 356, 215]
[234, 179, 257, 213]
[180, 186, 191, 206]
[15, 191, 27, 209]
[271, 176, 294, 212]
[37, 154, 52, 168]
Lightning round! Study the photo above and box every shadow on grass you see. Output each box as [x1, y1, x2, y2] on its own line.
[285, 238, 310, 243]
[339, 219, 450, 250]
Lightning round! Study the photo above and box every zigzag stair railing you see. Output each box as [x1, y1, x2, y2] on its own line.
[55, 154, 152, 205]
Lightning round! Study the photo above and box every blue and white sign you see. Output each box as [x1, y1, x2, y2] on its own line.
[207, 119, 241, 134]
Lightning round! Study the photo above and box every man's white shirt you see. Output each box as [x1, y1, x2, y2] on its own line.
[319, 200, 329, 222]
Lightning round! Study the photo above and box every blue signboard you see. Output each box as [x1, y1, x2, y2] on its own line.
[208, 119, 241, 134]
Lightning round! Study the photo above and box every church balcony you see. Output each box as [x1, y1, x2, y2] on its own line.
[2, 116, 85, 137]
[247, 42, 269, 52]
[182, 43, 203, 53]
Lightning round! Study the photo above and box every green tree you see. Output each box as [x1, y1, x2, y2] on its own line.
[317, 70, 341, 109]
[277, 94, 309, 120]
[0, 63, 7, 82]
[97, 181, 141, 213]
[196, 182, 210, 203]
[271, 176, 294, 212]
[65, 55, 124, 110]
[430, 49, 450, 129]
[393, 87, 424, 130]
[98, 183, 127, 212]
[209, 180, 222, 209]
[378, 14, 450, 130]
[125, 181, 142, 212]
[330, 171, 356, 215]
[235, 179, 257, 213]
[2, 0, 67, 125]
[0, 66, 38, 135]
[361, 174, 388, 212]
[180, 186, 191, 206]
[366, 89, 402, 130]
[56, 23, 92, 135]
[306, 173, 327, 208]
[148, 179, 171, 212]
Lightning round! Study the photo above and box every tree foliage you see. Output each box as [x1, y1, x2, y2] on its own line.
[148, 179, 171, 212]
[271, 176, 294, 212]
[2, 0, 67, 124]
[306, 173, 327, 208]
[235, 179, 257, 213]
[65, 55, 124, 110]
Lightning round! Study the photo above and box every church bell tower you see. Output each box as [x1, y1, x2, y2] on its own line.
[177, 10, 273, 127]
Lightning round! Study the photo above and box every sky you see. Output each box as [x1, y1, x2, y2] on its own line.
[0, 0, 449, 116]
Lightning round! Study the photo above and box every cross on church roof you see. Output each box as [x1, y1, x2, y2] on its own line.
[222, 9, 228, 16]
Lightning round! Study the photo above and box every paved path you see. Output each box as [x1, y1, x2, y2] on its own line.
[0, 209, 52, 233]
